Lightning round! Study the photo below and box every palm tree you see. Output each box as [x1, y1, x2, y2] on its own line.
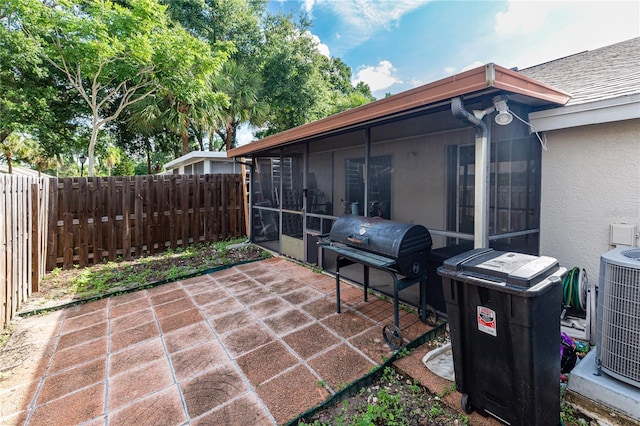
[1, 133, 38, 174]
[214, 60, 268, 152]
[103, 146, 122, 176]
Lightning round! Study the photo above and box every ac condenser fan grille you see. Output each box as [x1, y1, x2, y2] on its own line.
[599, 261, 640, 387]
[623, 248, 640, 260]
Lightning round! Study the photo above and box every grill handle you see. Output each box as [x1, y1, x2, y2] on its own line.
[347, 236, 369, 245]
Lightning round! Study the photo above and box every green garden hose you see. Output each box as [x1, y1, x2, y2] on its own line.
[562, 267, 584, 313]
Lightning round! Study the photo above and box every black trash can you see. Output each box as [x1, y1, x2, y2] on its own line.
[437, 248, 566, 426]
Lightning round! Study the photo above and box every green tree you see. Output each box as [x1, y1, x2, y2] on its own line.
[214, 60, 268, 151]
[1, 4, 81, 168]
[10, 0, 228, 176]
[0, 4, 45, 145]
[258, 14, 333, 137]
[102, 146, 122, 176]
[111, 152, 135, 176]
[1, 133, 30, 173]
[320, 58, 376, 114]
[162, 0, 267, 151]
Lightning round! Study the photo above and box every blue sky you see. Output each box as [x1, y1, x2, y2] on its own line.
[267, 0, 640, 98]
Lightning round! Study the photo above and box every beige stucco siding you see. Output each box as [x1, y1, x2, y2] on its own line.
[540, 119, 640, 280]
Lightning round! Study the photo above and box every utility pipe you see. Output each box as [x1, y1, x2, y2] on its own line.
[451, 97, 490, 249]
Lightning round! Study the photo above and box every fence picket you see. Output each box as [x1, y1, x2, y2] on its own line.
[1, 173, 246, 328]
[192, 175, 201, 245]
[92, 177, 103, 264]
[107, 178, 117, 261]
[0, 177, 7, 326]
[46, 180, 57, 270]
[31, 184, 39, 292]
[78, 178, 89, 266]
[1, 175, 49, 328]
[122, 176, 131, 260]
[6, 176, 18, 322]
[134, 176, 143, 256]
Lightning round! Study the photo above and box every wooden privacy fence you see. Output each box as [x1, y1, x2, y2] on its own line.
[1, 175, 50, 329]
[46, 174, 246, 270]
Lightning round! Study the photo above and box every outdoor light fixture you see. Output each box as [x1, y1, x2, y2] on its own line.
[79, 154, 86, 177]
[472, 105, 495, 120]
[493, 98, 513, 126]
[471, 96, 513, 126]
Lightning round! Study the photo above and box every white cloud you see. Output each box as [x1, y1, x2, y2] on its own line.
[304, 0, 316, 15]
[307, 31, 331, 57]
[353, 60, 402, 93]
[493, 1, 640, 69]
[495, 1, 549, 36]
[311, 0, 431, 54]
[236, 125, 256, 147]
[443, 66, 456, 75]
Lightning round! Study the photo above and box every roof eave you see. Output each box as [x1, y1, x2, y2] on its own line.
[164, 151, 232, 169]
[228, 63, 571, 158]
[529, 93, 640, 131]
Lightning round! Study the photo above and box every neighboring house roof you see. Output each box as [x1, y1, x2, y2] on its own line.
[164, 151, 235, 171]
[227, 63, 570, 157]
[520, 37, 640, 106]
[522, 37, 640, 131]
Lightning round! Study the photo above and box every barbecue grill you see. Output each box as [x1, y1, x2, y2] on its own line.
[320, 215, 437, 348]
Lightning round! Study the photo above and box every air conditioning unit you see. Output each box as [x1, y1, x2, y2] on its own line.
[596, 247, 640, 388]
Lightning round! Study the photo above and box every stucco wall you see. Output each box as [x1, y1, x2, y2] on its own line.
[540, 119, 640, 280]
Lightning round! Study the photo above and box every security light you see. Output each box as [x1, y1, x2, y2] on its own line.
[493, 98, 513, 126]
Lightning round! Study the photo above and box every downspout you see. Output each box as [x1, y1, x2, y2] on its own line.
[451, 97, 490, 249]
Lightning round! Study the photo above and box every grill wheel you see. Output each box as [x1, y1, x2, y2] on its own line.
[382, 324, 404, 349]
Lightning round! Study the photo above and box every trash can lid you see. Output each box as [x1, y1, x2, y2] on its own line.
[441, 248, 560, 289]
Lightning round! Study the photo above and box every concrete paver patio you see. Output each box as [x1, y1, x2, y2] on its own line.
[0, 257, 437, 425]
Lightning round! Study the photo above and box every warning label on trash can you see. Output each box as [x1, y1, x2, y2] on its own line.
[477, 306, 497, 336]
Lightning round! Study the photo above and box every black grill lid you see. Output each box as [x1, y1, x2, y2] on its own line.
[327, 215, 432, 277]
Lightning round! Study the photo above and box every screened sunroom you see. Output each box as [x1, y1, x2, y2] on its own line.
[228, 64, 570, 312]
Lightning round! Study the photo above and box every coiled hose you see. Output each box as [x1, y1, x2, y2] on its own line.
[562, 267, 584, 313]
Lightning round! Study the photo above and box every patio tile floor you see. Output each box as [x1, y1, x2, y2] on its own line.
[1, 257, 441, 425]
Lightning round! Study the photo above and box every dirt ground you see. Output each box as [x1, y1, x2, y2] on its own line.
[19, 243, 267, 313]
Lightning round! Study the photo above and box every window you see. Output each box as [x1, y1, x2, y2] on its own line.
[447, 137, 541, 254]
[344, 155, 392, 218]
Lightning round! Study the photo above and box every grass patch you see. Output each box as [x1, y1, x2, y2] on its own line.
[300, 366, 467, 426]
[36, 238, 269, 302]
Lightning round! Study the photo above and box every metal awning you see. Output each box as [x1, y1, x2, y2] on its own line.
[227, 63, 571, 158]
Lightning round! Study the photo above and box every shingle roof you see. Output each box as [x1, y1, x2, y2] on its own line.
[520, 37, 640, 106]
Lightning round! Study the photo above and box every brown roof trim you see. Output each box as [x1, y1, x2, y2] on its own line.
[228, 63, 571, 157]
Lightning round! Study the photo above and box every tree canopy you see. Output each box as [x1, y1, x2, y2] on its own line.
[1, 0, 375, 176]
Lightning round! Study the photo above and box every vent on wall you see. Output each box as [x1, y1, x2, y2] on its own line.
[610, 223, 637, 247]
[597, 247, 640, 388]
